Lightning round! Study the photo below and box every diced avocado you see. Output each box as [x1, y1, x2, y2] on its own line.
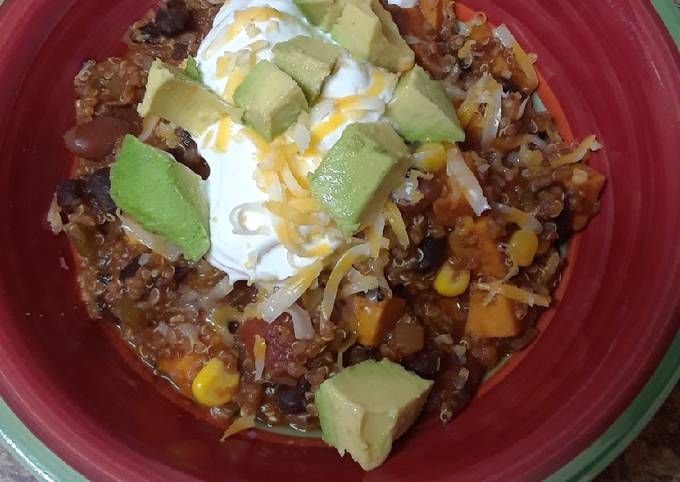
[310, 122, 410, 236]
[331, 0, 414, 73]
[293, 0, 346, 31]
[110, 135, 210, 261]
[138, 59, 241, 135]
[315, 359, 433, 471]
[386, 65, 465, 143]
[234, 61, 309, 141]
[184, 56, 202, 82]
[273, 36, 342, 102]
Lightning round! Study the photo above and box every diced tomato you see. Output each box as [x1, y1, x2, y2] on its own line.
[240, 316, 295, 377]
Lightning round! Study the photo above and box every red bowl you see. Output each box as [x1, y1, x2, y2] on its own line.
[0, 0, 678, 480]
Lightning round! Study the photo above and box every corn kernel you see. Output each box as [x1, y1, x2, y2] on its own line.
[412, 143, 447, 172]
[509, 229, 539, 267]
[191, 358, 240, 407]
[434, 264, 470, 297]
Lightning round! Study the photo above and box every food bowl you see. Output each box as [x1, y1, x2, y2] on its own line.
[0, 0, 678, 480]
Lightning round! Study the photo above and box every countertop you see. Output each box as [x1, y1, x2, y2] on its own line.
[1, 384, 677, 481]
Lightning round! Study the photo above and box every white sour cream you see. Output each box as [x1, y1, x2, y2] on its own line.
[386, 0, 419, 9]
[195, 0, 398, 282]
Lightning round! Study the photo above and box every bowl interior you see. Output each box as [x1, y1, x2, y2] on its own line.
[0, 0, 678, 481]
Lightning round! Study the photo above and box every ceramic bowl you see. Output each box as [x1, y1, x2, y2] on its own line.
[0, 0, 678, 480]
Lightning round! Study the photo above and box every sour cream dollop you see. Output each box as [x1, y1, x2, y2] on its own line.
[386, 0, 419, 9]
[195, 0, 399, 283]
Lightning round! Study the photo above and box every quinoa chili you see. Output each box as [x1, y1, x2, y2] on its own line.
[49, 0, 605, 434]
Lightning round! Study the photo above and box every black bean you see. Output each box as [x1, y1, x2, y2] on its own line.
[63, 116, 128, 160]
[177, 128, 194, 149]
[119, 255, 141, 280]
[426, 352, 484, 420]
[137, 23, 161, 43]
[403, 348, 441, 379]
[56, 178, 84, 213]
[168, 146, 210, 180]
[346, 345, 369, 366]
[155, 0, 191, 37]
[275, 383, 307, 414]
[227, 320, 240, 334]
[416, 236, 447, 272]
[84, 168, 116, 215]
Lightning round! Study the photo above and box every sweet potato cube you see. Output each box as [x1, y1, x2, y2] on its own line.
[561, 164, 606, 231]
[157, 353, 204, 397]
[465, 290, 522, 338]
[473, 217, 507, 279]
[418, 0, 442, 31]
[349, 295, 406, 347]
[433, 176, 474, 227]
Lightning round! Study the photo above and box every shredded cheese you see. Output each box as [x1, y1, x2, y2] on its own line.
[446, 147, 491, 216]
[307, 112, 346, 155]
[384, 201, 409, 247]
[476, 281, 551, 307]
[321, 244, 372, 322]
[551, 135, 603, 167]
[205, 7, 286, 57]
[258, 260, 323, 322]
[367, 213, 386, 258]
[253, 334, 267, 380]
[365, 71, 386, 97]
[215, 116, 231, 152]
[221, 415, 256, 441]
[224, 67, 246, 102]
[264, 201, 319, 225]
[201, 129, 215, 149]
[496, 204, 542, 233]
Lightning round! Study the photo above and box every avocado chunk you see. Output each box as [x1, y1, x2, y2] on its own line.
[315, 359, 433, 471]
[234, 60, 309, 141]
[273, 36, 342, 102]
[110, 135, 210, 261]
[138, 59, 241, 136]
[386, 65, 465, 143]
[331, 0, 414, 73]
[184, 56, 202, 82]
[309, 122, 410, 236]
[293, 0, 346, 31]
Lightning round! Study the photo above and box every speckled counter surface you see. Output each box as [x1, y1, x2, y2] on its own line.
[597, 384, 680, 482]
[1, 385, 677, 481]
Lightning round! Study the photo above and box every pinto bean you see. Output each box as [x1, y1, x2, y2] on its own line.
[63, 116, 128, 160]
[108, 107, 143, 136]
